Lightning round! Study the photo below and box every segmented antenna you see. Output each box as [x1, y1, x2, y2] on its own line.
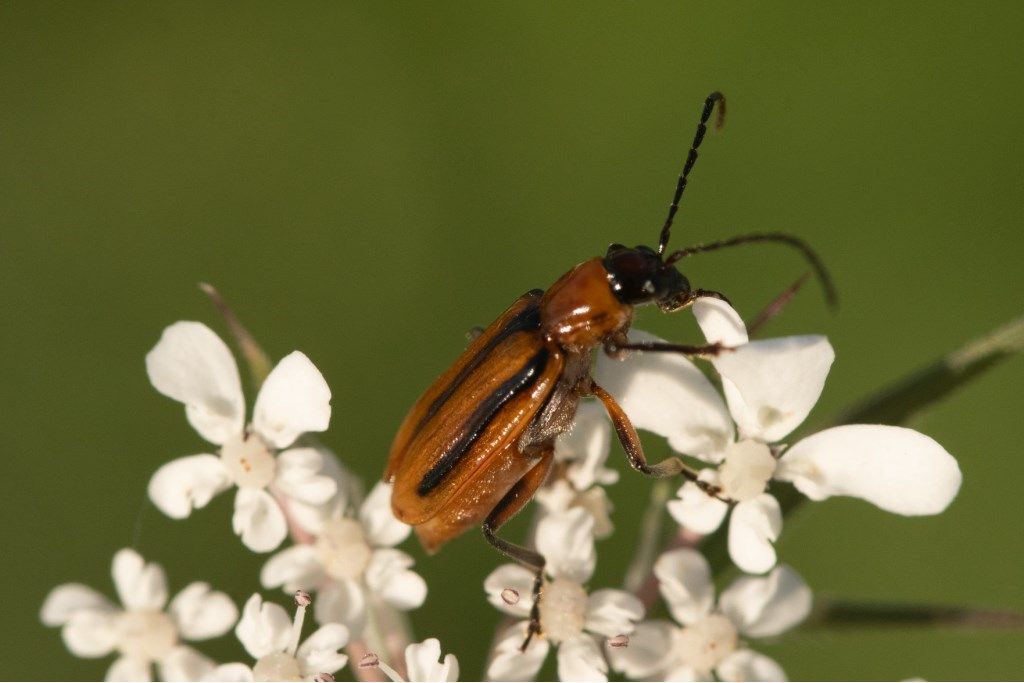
[656, 91, 727, 255]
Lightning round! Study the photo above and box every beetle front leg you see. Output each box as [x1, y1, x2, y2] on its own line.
[588, 381, 729, 502]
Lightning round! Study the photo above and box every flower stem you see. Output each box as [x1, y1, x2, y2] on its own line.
[805, 598, 1024, 630]
[623, 478, 671, 593]
[199, 282, 274, 386]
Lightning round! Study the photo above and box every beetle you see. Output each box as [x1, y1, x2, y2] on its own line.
[384, 92, 835, 646]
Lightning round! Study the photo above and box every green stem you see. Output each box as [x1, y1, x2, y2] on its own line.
[199, 282, 274, 386]
[624, 479, 671, 593]
[806, 598, 1024, 631]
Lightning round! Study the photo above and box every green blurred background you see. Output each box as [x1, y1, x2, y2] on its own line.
[2, 2, 1022, 680]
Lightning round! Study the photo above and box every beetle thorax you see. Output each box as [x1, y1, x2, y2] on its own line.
[540, 259, 632, 350]
[315, 518, 373, 580]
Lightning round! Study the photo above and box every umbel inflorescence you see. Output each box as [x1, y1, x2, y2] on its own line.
[42, 294, 963, 682]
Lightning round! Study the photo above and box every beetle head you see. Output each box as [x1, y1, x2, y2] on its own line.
[603, 243, 692, 312]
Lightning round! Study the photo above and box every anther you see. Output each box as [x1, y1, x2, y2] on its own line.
[359, 653, 379, 669]
[294, 589, 312, 607]
[314, 674, 335, 682]
[501, 588, 520, 606]
[608, 634, 630, 648]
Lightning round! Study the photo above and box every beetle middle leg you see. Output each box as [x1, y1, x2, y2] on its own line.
[481, 447, 554, 652]
[588, 382, 727, 500]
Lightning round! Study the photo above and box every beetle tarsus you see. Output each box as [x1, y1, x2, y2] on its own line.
[604, 340, 731, 358]
[520, 569, 544, 652]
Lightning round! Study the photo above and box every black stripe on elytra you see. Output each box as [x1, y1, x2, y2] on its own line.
[417, 347, 550, 496]
[414, 290, 543, 434]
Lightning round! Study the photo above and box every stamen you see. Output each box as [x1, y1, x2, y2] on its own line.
[608, 634, 630, 648]
[286, 591, 309, 657]
[358, 653, 379, 668]
[314, 674, 335, 682]
[501, 588, 520, 606]
[373, 656, 405, 683]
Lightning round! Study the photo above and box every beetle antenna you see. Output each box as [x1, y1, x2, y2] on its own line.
[656, 91, 727, 256]
[665, 232, 838, 308]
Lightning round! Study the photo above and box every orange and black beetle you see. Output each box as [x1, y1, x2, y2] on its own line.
[384, 92, 834, 645]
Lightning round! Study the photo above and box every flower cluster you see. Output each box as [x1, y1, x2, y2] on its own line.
[41, 293, 963, 682]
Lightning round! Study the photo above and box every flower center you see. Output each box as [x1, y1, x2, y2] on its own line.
[221, 434, 276, 489]
[252, 652, 302, 682]
[674, 613, 738, 674]
[315, 518, 373, 580]
[116, 609, 178, 661]
[718, 439, 777, 502]
[538, 578, 588, 644]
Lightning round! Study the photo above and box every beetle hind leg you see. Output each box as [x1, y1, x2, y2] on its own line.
[481, 447, 555, 652]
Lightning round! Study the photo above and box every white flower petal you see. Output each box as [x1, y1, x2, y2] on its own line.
[653, 548, 715, 626]
[693, 297, 749, 346]
[555, 400, 618, 490]
[234, 594, 291, 659]
[148, 455, 232, 519]
[713, 335, 834, 443]
[664, 663, 701, 681]
[63, 609, 119, 657]
[297, 623, 350, 676]
[719, 565, 812, 638]
[716, 648, 787, 682]
[41, 583, 113, 627]
[146, 322, 245, 445]
[201, 663, 254, 682]
[260, 544, 325, 592]
[728, 495, 783, 574]
[360, 481, 411, 548]
[584, 589, 644, 638]
[252, 351, 331, 449]
[776, 425, 962, 515]
[107, 656, 152, 681]
[168, 582, 238, 641]
[557, 634, 608, 682]
[112, 548, 168, 611]
[273, 448, 338, 506]
[233, 488, 288, 553]
[594, 330, 734, 457]
[364, 548, 427, 611]
[314, 579, 367, 637]
[605, 620, 676, 680]
[667, 480, 729, 535]
[536, 508, 596, 584]
[159, 645, 215, 682]
[405, 638, 459, 682]
[484, 563, 536, 618]
[486, 622, 548, 682]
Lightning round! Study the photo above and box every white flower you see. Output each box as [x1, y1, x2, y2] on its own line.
[535, 401, 617, 539]
[404, 638, 460, 682]
[146, 321, 337, 552]
[40, 548, 238, 681]
[594, 298, 962, 574]
[484, 508, 643, 681]
[608, 548, 811, 681]
[260, 481, 426, 637]
[205, 593, 348, 682]
[370, 638, 460, 682]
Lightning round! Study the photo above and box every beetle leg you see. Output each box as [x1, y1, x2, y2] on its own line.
[481, 448, 555, 652]
[589, 382, 729, 501]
